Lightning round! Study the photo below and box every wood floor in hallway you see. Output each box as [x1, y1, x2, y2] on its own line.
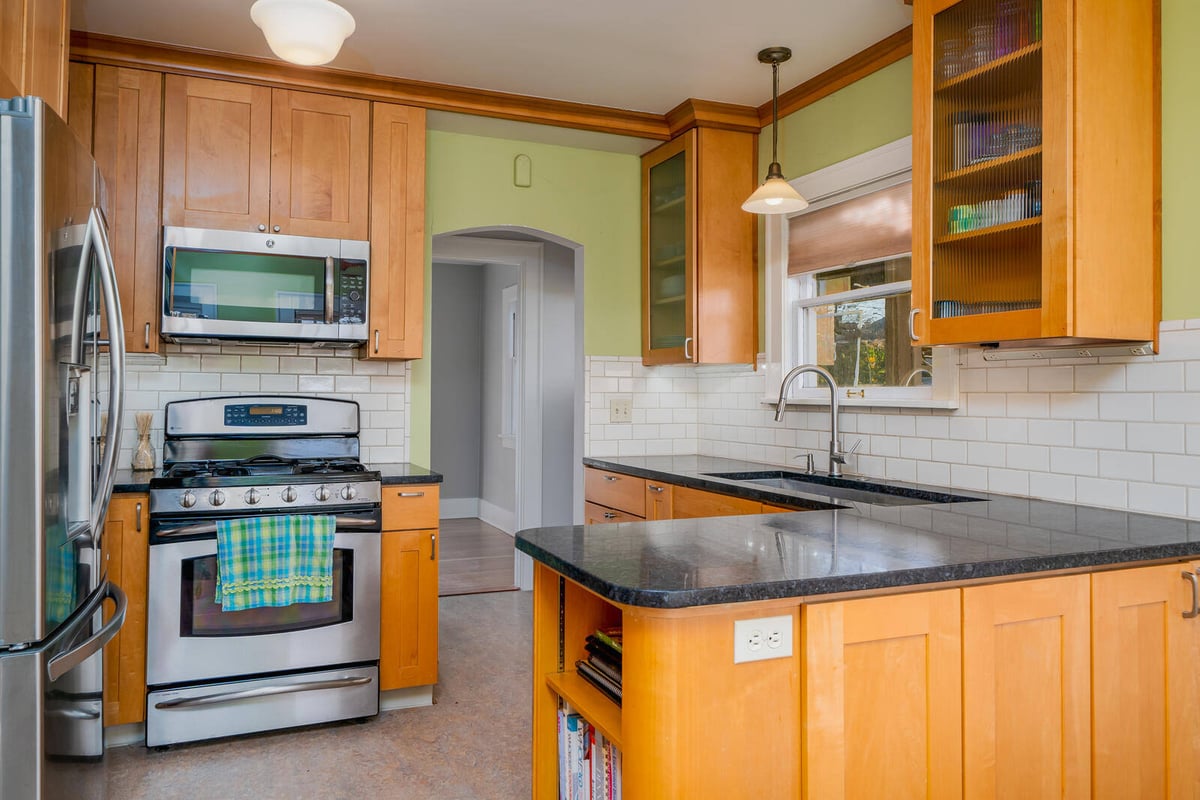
[439, 517, 517, 597]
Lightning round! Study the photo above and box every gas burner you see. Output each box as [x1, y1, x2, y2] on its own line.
[165, 461, 217, 478]
[293, 459, 367, 475]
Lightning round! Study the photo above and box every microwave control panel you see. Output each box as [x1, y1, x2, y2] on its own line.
[337, 261, 367, 324]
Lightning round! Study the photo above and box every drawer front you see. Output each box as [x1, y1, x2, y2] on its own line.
[382, 484, 440, 531]
[585, 501, 644, 525]
[584, 468, 646, 517]
[671, 485, 761, 519]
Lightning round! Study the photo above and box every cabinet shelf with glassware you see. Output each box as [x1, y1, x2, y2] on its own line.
[641, 127, 757, 365]
[912, 0, 1159, 347]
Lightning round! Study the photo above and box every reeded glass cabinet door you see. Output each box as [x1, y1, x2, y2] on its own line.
[642, 132, 694, 364]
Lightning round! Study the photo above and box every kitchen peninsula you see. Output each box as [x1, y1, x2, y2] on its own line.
[517, 457, 1200, 799]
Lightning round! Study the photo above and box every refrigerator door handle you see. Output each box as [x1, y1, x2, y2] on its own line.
[87, 206, 126, 531]
[46, 582, 127, 682]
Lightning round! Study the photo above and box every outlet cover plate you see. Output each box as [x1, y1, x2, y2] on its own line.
[733, 614, 793, 663]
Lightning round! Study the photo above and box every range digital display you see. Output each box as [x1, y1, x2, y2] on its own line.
[224, 404, 307, 426]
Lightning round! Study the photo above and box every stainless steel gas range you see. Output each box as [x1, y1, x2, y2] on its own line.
[145, 396, 382, 747]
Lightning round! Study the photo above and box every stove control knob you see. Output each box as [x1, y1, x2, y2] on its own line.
[179, 491, 197, 509]
[340, 485, 357, 501]
[314, 485, 331, 502]
[281, 486, 298, 503]
[209, 490, 226, 507]
[245, 488, 262, 506]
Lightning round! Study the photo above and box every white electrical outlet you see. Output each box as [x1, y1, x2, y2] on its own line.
[733, 615, 793, 663]
[609, 397, 633, 423]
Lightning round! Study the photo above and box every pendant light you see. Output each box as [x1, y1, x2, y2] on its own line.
[742, 47, 809, 215]
[250, 0, 356, 66]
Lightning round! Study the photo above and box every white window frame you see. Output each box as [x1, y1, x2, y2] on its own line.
[763, 136, 959, 409]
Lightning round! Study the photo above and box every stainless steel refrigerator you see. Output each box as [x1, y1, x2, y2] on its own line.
[0, 96, 128, 799]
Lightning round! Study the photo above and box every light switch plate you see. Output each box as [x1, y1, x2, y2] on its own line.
[734, 615, 793, 663]
[609, 397, 632, 423]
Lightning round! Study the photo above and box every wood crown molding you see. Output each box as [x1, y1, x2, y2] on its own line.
[70, 27, 911, 142]
[665, 98, 761, 137]
[69, 31, 672, 141]
[757, 25, 913, 126]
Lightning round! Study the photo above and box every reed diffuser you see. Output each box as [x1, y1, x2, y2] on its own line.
[132, 412, 155, 470]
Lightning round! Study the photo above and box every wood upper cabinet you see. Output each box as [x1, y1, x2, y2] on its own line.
[961, 574, 1091, 799]
[380, 484, 439, 690]
[93, 66, 163, 354]
[641, 127, 756, 365]
[0, 0, 68, 116]
[1091, 563, 1200, 799]
[102, 493, 149, 727]
[803, 589, 962, 799]
[365, 102, 426, 360]
[65, 62, 93, 148]
[163, 75, 369, 239]
[912, 0, 1159, 347]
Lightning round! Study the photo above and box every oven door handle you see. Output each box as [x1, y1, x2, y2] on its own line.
[154, 675, 373, 709]
[154, 514, 378, 539]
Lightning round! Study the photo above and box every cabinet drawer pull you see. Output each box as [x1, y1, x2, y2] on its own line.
[648, 485, 664, 493]
[908, 308, 921, 342]
[398, 491, 425, 498]
[143, 322, 150, 349]
[135, 503, 142, 533]
[430, 533, 436, 561]
[603, 511, 617, 519]
[602, 475, 618, 482]
[1183, 571, 1200, 619]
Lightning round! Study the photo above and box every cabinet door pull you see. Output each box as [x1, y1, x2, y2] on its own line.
[603, 511, 617, 519]
[908, 308, 921, 342]
[143, 322, 150, 349]
[135, 503, 142, 532]
[684, 336, 694, 360]
[430, 533, 436, 561]
[1183, 571, 1200, 619]
[273, 225, 281, 233]
[374, 330, 380, 353]
[602, 475, 618, 483]
[258, 224, 267, 232]
[648, 484, 664, 493]
[398, 491, 425, 498]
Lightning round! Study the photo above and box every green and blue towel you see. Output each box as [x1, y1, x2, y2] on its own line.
[214, 514, 336, 612]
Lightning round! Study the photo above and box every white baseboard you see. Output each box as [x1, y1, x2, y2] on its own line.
[380, 685, 434, 711]
[478, 499, 516, 536]
[105, 722, 145, 749]
[440, 497, 481, 519]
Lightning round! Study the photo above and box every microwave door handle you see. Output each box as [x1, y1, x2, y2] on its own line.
[88, 207, 126, 531]
[324, 256, 335, 325]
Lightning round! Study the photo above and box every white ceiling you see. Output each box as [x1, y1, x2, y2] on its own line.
[71, 0, 912, 114]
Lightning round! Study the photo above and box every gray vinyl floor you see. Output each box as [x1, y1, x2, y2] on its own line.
[438, 517, 517, 597]
[90, 591, 534, 800]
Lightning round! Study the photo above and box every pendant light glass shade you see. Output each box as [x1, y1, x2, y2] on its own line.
[250, 0, 356, 66]
[744, 47, 808, 216]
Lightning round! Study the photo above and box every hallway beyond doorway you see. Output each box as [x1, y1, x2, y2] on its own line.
[438, 518, 517, 597]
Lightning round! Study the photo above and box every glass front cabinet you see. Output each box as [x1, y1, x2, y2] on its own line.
[912, 0, 1159, 348]
[641, 127, 757, 365]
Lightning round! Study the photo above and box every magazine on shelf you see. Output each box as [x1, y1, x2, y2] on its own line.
[576, 659, 622, 706]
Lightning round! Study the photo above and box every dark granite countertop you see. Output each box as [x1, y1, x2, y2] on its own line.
[113, 463, 442, 494]
[514, 455, 1200, 609]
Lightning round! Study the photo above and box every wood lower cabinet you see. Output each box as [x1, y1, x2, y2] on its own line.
[379, 484, 440, 690]
[644, 480, 672, 520]
[584, 501, 642, 525]
[962, 574, 1092, 799]
[670, 484, 760, 519]
[163, 75, 369, 239]
[365, 102, 426, 360]
[584, 466, 816, 522]
[102, 493, 149, 727]
[93, 66, 163, 354]
[1092, 562, 1200, 799]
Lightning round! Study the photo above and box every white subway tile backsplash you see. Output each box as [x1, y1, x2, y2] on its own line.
[1050, 393, 1099, 420]
[986, 418, 1028, 444]
[1050, 447, 1099, 477]
[1074, 421, 1126, 450]
[221, 373, 260, 392]
[1128, 482, 1188, 516]
[987, 367, 1028, 393]
[1027, 419, 1075, 446]
[1126, 362, 1186, 392]
[966, 394, 1007, 417]
[1098, 450, 1155, 481]
[1153, 393, 1200, 423]
[1074, 365, 1125, 392]
[1154, 454, 1200, 487]
[1006, 444, 1050, 472]
[1028, 366, 1074, 392]
[967, 442, 1006, 467]
[1076, 477, 1129, 508]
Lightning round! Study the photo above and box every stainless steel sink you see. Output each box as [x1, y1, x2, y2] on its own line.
[702, 471, 984, 507]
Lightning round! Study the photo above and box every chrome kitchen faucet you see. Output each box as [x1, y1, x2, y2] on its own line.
[774, 364, 852, 479]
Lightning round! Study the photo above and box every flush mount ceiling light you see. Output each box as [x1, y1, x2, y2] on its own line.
[250, 0, 356, 66]
[742, 46, 809, 215]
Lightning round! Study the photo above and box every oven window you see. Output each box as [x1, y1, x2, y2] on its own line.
[166, 249, 329, 324]
[180, 549, 353, 637]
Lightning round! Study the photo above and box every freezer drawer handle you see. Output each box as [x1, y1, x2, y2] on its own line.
[154, 675, 373, 709]
[155, 514, 376, 539]
[46, 583, 127, 681]
[45, 707, 101, 720]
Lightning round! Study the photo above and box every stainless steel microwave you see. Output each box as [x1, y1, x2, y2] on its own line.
[160, 226, 369, 347]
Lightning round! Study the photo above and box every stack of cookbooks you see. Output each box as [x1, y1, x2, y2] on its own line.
[575, 627, 622, 705]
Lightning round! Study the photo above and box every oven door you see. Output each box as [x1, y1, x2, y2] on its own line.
[146, 516, 380, 687]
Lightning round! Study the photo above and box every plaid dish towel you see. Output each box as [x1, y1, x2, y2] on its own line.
[214, 515, 336, 612]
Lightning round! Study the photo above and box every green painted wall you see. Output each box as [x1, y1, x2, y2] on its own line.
[409, 130, 641, 464]
[1162, 0, 1198, 321]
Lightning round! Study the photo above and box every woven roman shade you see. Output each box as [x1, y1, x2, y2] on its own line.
[787, 181, 912, 275]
